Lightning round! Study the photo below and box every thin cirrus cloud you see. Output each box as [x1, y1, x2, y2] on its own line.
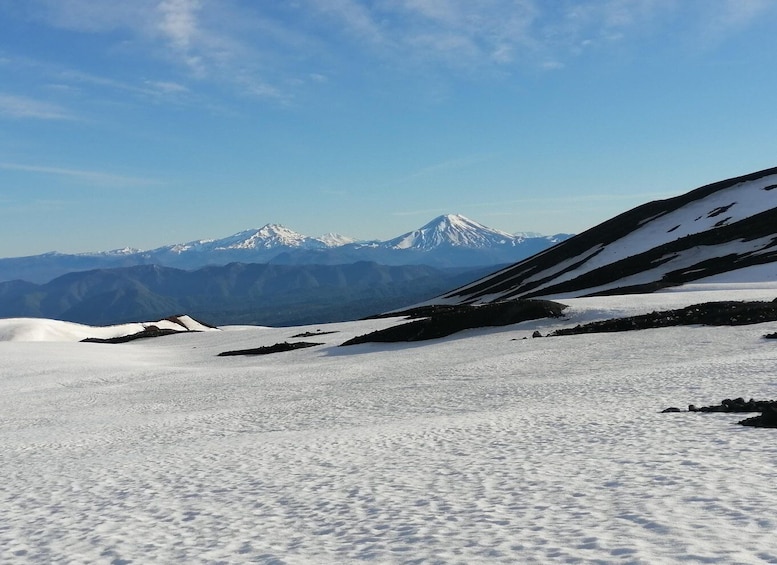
[0, 93, 75, 120]
[0, 162, 164, 187]
[11, 1, 777, 102]
[295, 0, 777, 74]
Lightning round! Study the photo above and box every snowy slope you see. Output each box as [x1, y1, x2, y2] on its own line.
[431, 166, 777, 304]
[2, 286, 777, 563]
[0, 315, 216, 342]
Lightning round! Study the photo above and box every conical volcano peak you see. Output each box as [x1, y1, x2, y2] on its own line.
[385, 214, 521, 250]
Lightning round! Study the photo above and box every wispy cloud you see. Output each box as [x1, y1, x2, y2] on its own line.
[0, 93, 75, 120]
[311, 0, 777, 73]
[156, 0, 205, 74]
[392, 207, 452, 218]
[504, 191, 680, 205]
[8, 0, 777, 104]
[390, 154, 496, 187]
[307, 0, 384, 43]
[0, 162, 164, 187]
[16, 1, 285, 100]
[57, 68, 191, 101]
[391, 190, 679, 218]
[697, 0, 776, 43]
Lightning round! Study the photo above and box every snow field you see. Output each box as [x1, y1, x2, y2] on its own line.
[2, 288, 777, 563]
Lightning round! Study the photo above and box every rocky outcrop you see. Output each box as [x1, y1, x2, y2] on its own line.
[81, 325, 184, 343]
[342, 299, 566, 345]
[661, 397, 777, 429]
[738, 404, 777, 428]
[552, 301, 777, 336]
[687, 398, 777, 413]
[217, 341, 322, 356]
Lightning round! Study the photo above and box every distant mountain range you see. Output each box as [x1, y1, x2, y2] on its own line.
[0, 262, 496, 327]
[424, 166, 777, 306]
[4, 166, 775, 328]
[0, 214, 570, 284]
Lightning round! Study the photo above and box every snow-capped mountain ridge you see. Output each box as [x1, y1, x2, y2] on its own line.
[383, 214, 523, 250]
[0, 215, 570, 283]
[159, 224, 333, 255]
[428, 166, 777, 305]
[317, 233, 358, 247]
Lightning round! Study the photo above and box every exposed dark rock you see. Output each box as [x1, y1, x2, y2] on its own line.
[707, 203, 735, 218]
[739, 404, 777, 428]
[713, 217, 731, 227]
[764, 332, 777, 339]
[661, 398, 777, 421]
[532, 330, 543, 338]
[290, 330, 339, 338]
[81, 326, 186, 343]
[342, 299, 566, 345]
[688, 397, 777, 413]
[165, 314, 218, 329]
[552, 300, 777, 336]
[217, 341, 322, 356]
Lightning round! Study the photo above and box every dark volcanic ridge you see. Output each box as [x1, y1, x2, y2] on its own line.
[218, 341, 323, 356]
[428, 166, 777, 306]
[80, 314, 213, 343]
[81, 326, 186, 344]
[550, 300, 777, 336]
[341, 299, 566, 345]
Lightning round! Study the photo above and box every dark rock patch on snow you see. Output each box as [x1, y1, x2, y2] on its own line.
[81, 326, 188, 343]
[662, 397, 776, 414]
[342, 299, 565, 345]
[687, 398, 777, 413]
[218, 341, 323, 356]
[662, 398, 777, 428]
[661, 397, 777, 428]
[706, 203, 735, 218]
[739, 404, 777, 428]
[551, 300, 777, 336]
[290, 330, 339, 338]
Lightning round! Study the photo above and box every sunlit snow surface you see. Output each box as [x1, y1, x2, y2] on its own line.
[3, 286, 777, 563]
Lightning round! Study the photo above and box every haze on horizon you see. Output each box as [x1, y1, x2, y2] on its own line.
[1, 0, 776, 258]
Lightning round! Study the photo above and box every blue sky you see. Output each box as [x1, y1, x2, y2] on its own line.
[1, 0, 777, 257]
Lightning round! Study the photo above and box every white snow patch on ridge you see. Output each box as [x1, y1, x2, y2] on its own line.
[558, 173, 777, 281]
[0, 315, 215, 342]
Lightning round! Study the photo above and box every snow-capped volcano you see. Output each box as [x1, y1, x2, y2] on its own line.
[316, 233, 358, 247]
[429, 166, 777, 305]
[383, 214, 523, 250]
[160, 224, 332, 254]
[0, 216, 570, 282]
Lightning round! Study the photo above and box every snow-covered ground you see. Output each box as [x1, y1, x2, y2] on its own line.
[0, 315, 215, 343]
[2, 286, 777, 563]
